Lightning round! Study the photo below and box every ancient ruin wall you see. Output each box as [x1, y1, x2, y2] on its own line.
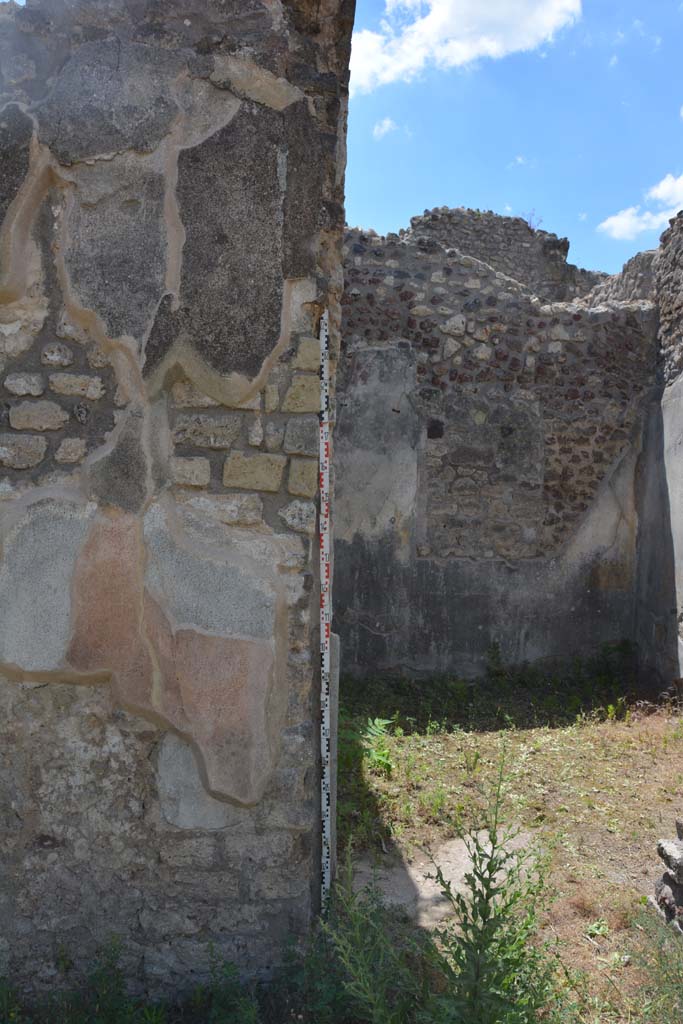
[0, 0, 353, 994]
[654, 213, 683, 386]
[403, 207, 605, 301]
[636, 213, 683, 683]
[585, 250, 658, 306]
[335, 222, 658, 677]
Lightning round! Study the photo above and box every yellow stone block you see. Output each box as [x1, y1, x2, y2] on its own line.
[223, 452, 286, 492]
[288, 456, 318, 498]
[282, 374, 319, 413]
[265, 384, 280, 413]
[293, 337, 320, 371]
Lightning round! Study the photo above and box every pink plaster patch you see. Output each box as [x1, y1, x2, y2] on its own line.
[68, 511, 278, 805]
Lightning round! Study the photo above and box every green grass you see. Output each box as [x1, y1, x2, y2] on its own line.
[341, 641, 640, 735]
[336, 649, 683, 1024]
[3, 643, 682, 1024]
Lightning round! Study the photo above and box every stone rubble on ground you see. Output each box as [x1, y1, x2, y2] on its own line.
[651, 820, 683, 934]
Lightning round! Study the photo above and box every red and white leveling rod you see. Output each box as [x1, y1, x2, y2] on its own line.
[318, 309, 333, 903]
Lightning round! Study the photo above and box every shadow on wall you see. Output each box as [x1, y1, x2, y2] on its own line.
[636, 390, 681, 689]
[334, 217, 660, 682]
[333, 344, 652, 681]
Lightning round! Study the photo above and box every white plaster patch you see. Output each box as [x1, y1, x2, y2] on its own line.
[0, 499, 95, 671]
[211, 55, 304, 111]
[156, 732, 237, 829]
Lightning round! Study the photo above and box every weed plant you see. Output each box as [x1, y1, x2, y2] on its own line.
[421, 761, 561, 1024]
[322, 759, 564, 1024]
[629, 909, 683, 1022]
[0, 768, 563, 1023]
[341, 641, 639, 734]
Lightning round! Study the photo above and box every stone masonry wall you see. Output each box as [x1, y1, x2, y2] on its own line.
[403, 207, 605, 301]
[0, 0, 354, 996]
[654, 213, 683, 385]
[636, 213, 683, 684]
[585, 250, 658, 307]
[335, 217, 659, 677]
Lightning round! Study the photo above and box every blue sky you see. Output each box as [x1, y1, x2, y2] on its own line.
[346, 0, 682, 273]
[2, 0, 677, 273]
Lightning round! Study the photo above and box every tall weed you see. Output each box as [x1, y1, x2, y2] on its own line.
[630, 909, 683, 1022]
[423, 762, 560, 1023]
[323, 758, 564, 1024]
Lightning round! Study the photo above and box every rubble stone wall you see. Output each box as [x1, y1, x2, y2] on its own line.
[335, 219, 659, 677]
[584, 250, 658, 307]
[403, 207, 605, 301]
[0, 0, 353, 996]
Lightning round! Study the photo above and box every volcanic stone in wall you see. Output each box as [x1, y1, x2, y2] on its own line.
[405, 206, 605, 301]
[656, 211, 683, 383]
[145, 103, 285, 379]
[0, 105, 32, 226]
[425, 386, 543, 560]
[62, 158, 167, 343]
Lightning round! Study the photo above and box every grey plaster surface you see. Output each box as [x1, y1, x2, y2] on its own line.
[36, 41, 182, 164]
[143, 504, 276, 640]
[335, 345, 420, 549]
[63, 158, 167, 343]
[0, 499, 94, 672]
[0, 105, 32, 225]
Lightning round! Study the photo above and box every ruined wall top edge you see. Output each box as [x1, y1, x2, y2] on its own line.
[656, 210, 683, 385]
[344, 220, 656, 318]
[346, 206, 605, 303]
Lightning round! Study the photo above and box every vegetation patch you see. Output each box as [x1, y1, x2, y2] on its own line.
[3, 646, 683, 1023]
[338, 649, 683, 1022]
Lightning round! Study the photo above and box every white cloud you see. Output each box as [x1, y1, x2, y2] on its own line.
[579, 212, 587, 221]
[680, 104, 683, 120]
[608, 54, 618, 67]
[598, 173, 683, 240]
[350, 0, 582, 94]
[386, 0, 424, 9]
[597, 206, 670, 241]
[647, 173, 683, 207]
[504, 203, 513, 213]
[372, 117, 399, 139]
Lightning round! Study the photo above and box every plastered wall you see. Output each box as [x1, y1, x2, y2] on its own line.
[636, 212, 683, 685]
[335, 213, 660, 677]
[0, 0, 353, 995]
